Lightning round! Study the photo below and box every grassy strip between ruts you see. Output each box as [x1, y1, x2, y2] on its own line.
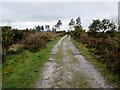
[2, 36, 61, 88]
[71, 37, 120, 88]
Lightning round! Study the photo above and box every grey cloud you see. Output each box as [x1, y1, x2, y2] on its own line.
[1, 2, 118, 28]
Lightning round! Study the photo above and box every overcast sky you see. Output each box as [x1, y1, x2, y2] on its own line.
[0, 0, 119, 30]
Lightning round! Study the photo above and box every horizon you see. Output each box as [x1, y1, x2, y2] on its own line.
[0, 1, 118, 31]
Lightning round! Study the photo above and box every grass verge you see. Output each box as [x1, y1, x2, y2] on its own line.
[71, 37, 120, 88]
[2, 37, 61, 88]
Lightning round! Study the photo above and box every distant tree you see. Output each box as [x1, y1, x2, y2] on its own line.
[68, 18, 75, 30]
[100, 19, 110, 33]
[45, 25, 51, 32]
[69, 18, 75, 26]
[89, 19, 101, 33]
[75, 17, 82, 29]
[57, 20, 62, 27]
[41, 25, 44, 31]
[100, 19, 116, 33]
[55, 20, 62, 30]
[88, 19, 117, 37]
[52, 27, 56, 32]
[35, 25, 41, 32]
[69, 17, 84, 40]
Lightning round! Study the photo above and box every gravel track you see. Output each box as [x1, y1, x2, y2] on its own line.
[36, 35, 111, 88]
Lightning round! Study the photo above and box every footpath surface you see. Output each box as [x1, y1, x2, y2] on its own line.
[36, 35, 111, 88]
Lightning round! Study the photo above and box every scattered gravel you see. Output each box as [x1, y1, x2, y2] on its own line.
[36, 35, 111, 88]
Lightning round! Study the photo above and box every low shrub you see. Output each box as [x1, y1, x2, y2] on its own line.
[2, 26, 25, 53]
[70, 25, 120, 80]
[24, 33, 47, 52]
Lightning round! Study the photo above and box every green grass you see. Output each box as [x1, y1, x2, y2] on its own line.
[66, 48, 77, 64]
[55, 43, 63, 65]
[55, 36, 66, 65]
[2, 37, 61, 88]
[72, 72, 91, 88]
[71, 37, 120, 88]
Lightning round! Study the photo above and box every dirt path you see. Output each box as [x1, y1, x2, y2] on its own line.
[36, 35, 111, 88]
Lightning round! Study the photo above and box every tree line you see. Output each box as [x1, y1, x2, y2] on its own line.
[33, 20, 62, 32]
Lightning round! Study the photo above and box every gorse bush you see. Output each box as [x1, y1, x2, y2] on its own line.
[2, 26, 13, 52]
[2, 26, 63, 53]
[24, 32, 59, 52]
[2, 26, 63, 63]
[24, 33, 47, 52]
[12, 29, 25, 42]
[2, 26, 25, 53]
